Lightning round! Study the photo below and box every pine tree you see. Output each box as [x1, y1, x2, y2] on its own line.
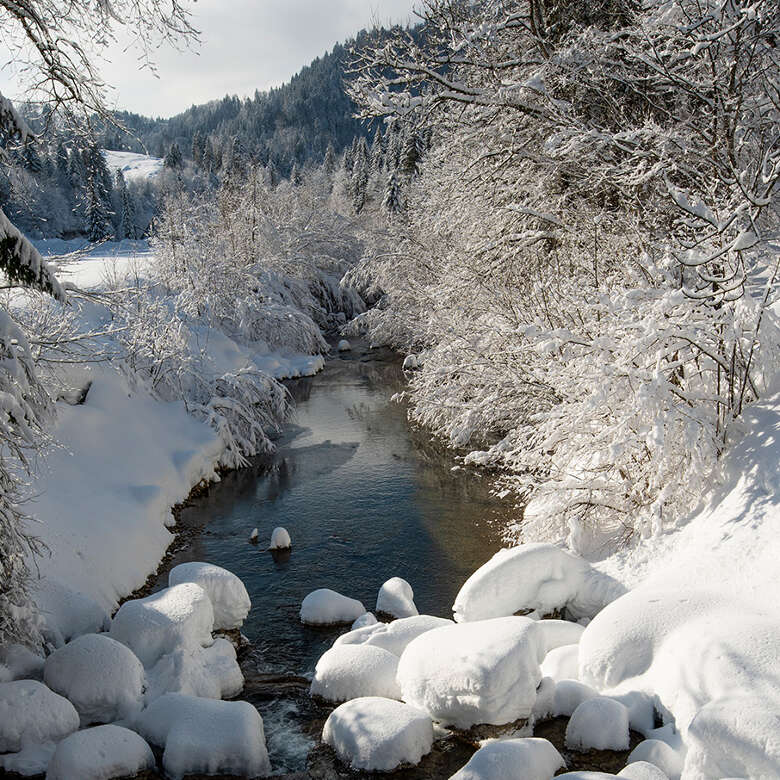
[115, 169, 137, 240]
[382, 169, 404, 217]
[323, 143, 337, 176]
[191, 131, 205, 167]
[82, 145, 113, 240]
[164, 142, 183, 170]
[400, 130, 425, 179]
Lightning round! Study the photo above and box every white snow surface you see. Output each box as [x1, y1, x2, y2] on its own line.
[335, 614, 453, 657]
[0, 680, 79, 752]
[300, 588, 366, 625]
[453, 543, 626, 623]
[322, 697, 433, 772]
[351, 612, 378, 629]
[553, 679, 599, 717]
[627, 740, 684, 780]
[43, 633, 145, 725]
[310, 644, 401, 702]
[134, 693, 270, 780]
[110, 583, 214, 668]
[618, 762, 670, 780]
[168, 562, 250, 630]
[145, 637, 243, 702]
[0, 644, 44, 681]
[565, 697, 630, 751]
[0, 742, 57, 777]
[541, 643, 580, 681]
[582, 392, 780, 779]
[269, 526, 292, 549]
[450, 737, 565, 780]
[396, 616, 543, 729]
[103, 150, 164, 182]
[46, 724, 156, 780]
[376, 577, 418, 618]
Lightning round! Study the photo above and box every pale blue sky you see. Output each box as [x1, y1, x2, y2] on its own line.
[0, 0, 417, 118]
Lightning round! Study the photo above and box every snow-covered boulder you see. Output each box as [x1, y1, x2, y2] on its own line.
[135, 693, 270, 779]
[168, 562, 250, 630]
[335, 614, 453, 657]
[34, 579, 111, 647]
[145, 637, 243, 701]
[300, 588, 365, 625]
[531, 676, 557, 722]
[352, 612, 378, 629]
[396, 616, 543, 729]
[565, 697, 630, 752]
[534, 618, 585, 654]
[322, 697, 433, 772]
[557, 774, 619, 779]
[0, 742, 57, 777]
[110, 583, 214, 667]
[46, 725, 155, 780]
[618, 762, 670, 780]
[626, 738, 686, 780]
[402, 354, 421, 370]
[610, 690, 657, 735]
[541, 643, 580, 681]
[0, 644, 44, 682]
[43, 633, 145, 725]
[376, 577, 418, 618]
[337, 339, 351, 352]
[269, 526, 291, 550]
[553, 679, 599, 717]
[453, 543, 626, 623]
[249, 527, 259, 542]
[0, 680, 79, 753]
[310, 644, 401, 702]
[450, 737, 564, 780]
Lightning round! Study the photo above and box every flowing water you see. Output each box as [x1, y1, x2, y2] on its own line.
[158, 346, 518, 774]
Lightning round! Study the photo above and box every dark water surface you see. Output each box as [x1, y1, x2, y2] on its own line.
[162, 348, 516, 773]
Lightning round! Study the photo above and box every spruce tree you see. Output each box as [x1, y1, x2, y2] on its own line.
[382, 169, 403, 217]
[164, 142, 183, 170]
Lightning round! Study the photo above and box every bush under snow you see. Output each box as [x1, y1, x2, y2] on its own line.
[322, 697, 433, 771]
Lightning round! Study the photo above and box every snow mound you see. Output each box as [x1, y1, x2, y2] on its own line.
[322, 697, 433, 771]
[145, 637, 243, 701]
[0, 680, 79, 752]
[450, 737, 564, 780]
[565, 697, 630, 752]
[0, 742, 56, 776]
[310, 644, 401, 702]
[534, 618, 585, 654]
[553, 679, 599, 717]
[46, 725, 155, 780]
[402, 354, 421, 370]
[110, 582, 214, 667]
[43, 633, 145, 725]
[618, 762, 670, 780]
[300, 588, 365, 625]
[249, 527, 259, 542]
[168, 562, 250, 630]
[453, 543, 626, 622]
[557, 774, 619, 779]
[0, 644, 44, 682]
[541, 643, 579, 681]
[135, 693, 270, 780]
[352, 612, 378, 629]
[337, 339, 351, 351]
[335, 614, 453, 657]
[376, 577, 418, 618]
[396, 616, 543, 729]
[578, 586, 780, 777]
[610, 691, 657, 735]
[626, 739, 683, 780]
[34, 579, 111, 647]
[269, 526, 291, 549]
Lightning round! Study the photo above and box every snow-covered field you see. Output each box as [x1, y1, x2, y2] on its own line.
[103, 150, 164, 182]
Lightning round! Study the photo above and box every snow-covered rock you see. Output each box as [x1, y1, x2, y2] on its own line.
[557, 774, 619, 779]
[337, 339, 351, 352]
[535, 618, 585, 654]
[453, 543, 626, 623]
[135, 693, 270, 780]
[352, 612, 378, 629]
[0, 680, 79, 753]
[396, 616, 543, 729]
[322, 697, 433, 772]
[565, 697, 630, 752]
[46, 725, 156, 780]
[43, 633, 145, 725]
[626, 738, 685, 780]
[310, 644, 401, 702]
[269, 526, 291, 549]
[450, 737, 564, 780]
[168, 562, 250, 630]
[553, 679, 599, 717]
[610, 691, 657, 735]
[145, 637, 243, 701]
[617, 762, 670, 780]
[110, 583, 214, 667]
[335, 614, 453, 657]
[376, 577, 418, 618]
[249, 527, 259, 542]
[34, 579, 111, 647]
[402, 354, 421, 370]
[300, 588, 365, 625]
[0, 742, 56, 776]
[541, 643, 580, 681]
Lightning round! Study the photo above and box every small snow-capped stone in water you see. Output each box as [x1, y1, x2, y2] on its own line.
[269, 526, 291, 550]
[249, 528, 258, 543]
[301, 589, 366, 626]
[337, 339, 351, 352]
[402, 354, 420, 370]
[376, 577, 418, 619]
[565, 696, 630, 752]
[450, 737, 565, 780]
[352, 612, 379, 630]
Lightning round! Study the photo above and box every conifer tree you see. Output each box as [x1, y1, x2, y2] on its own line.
[164, 142, 183, 170]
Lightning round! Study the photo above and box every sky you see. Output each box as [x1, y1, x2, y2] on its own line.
[0, 0, 417, 119]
